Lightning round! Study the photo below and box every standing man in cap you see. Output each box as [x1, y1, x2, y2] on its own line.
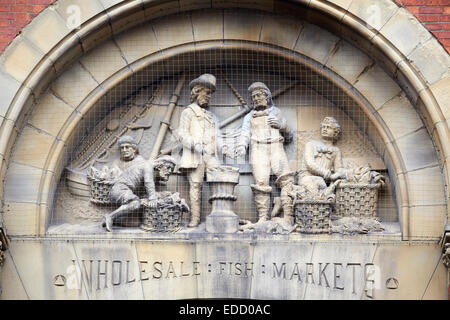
[236, 82, 295, 224]
[178, 74, 220, 227]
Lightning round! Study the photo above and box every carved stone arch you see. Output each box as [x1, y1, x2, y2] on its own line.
[0, 0, 448, 242]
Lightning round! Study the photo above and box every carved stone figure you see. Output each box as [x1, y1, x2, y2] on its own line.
[152, 155, 177, 185]
[103, 135, 157, 232]
[298, 117, 346, 197]
[236, 82, 294, 224]
[178, 74, 221, 227]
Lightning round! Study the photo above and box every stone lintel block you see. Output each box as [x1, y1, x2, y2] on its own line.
[180, 0, 212, 11]
[114, 23, 159, 63]
[325, 40, 373, 85]
[26, 58, 57, 102]
[191, 9, 223, 42]
[429, 77, 450, 121]
[3, 202, 39, 236]
[406, 165, 446, 207]
[152, 14, 194, 50]
[379, 8, 432, 58]
[377, 93, 423, 140]
[213, 0, 274, 11]
[347, 0, 399, 31]
[0, 249, 29, 299]
[51, 34, 84, 76]
[294, 22, 339, 65]
[408, 38, 450, 86]
[395, 129, 439, 172]
[408, 205, 447, 240]
[29, 92, 75, 137]
[0, 71, 21, 119]
[135, 241, 197, 299]
[371, 243, 443, 298]
[79, 40, 128, 84]
[22, 7, 70, 54]
[108, 1, 146, 35]
[51, 62, 100, 108]
[260, 13, 304, 50]
[11, 126, 56, 169]
[223, 9, 263, 42]
[3, 162, 43, 203]
[354, 65, 402, 110]
[0, 37, 44, 84]
[55, 0, 105, 28]
[143, 0, 180, 21]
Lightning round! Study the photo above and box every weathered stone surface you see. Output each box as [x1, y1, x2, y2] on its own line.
[379, 8, 432, 57]
[406, 166, 446, 206]
[135, 241, 197, 299]
[3, 162, 43, 203]
[325, 40, 373, 85]
[28, 93, 75, 137]
[2, 202, 39, 236]
[23, 7, 70, 54]
[347, 0, 399, 31]
[260, 14, 303, 49]
[191, 9, 223, 42]
[408, 39, 450, 86]
[408, 205, 447, 240]
[152, 14, 194, 50]
[422, 258, 448, 300]
[395, 129, 439, 171]
[51, 62, 99, 108]
[99, 0, 123, 9]
[0, 71, 21, 119]
[224, 10, 263, 42]
[180, 0, 212, 11]
[429, 77, 450, 121]
[354, 65, 402, 110]
[0, 37, 44, 83]
[0, 250, 29, 299]
[143, 0, 180, 21]
[55, 0, 105, 29]
[294, 23, 339, 65]
[377, 93, 423, 140]
[11, 127, 56, 169]
[114, 23, 159, 63]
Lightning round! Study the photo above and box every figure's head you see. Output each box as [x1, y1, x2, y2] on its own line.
[248, 82, 273, 110]
[320, 117, 341, 141]
[118, 135, 139, 161]
[153, 155, 177, 183]
[189, 74, 216, 107]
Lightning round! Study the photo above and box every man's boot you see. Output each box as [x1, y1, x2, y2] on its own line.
[251, 184, 272, 223]
[276, 172, 296, 225]
[188, 182, 202, 227]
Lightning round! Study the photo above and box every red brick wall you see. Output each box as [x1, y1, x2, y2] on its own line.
[396, 0, 450, 52]
[0, 0, 448, 54]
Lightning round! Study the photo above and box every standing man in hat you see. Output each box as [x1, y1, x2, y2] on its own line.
[236, 82, 295, 224]
[178, 74, 220, 227]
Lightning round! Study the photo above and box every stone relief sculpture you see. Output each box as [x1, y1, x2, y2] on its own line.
[178, 74, 221, 228]
[236, 82, 295, 225]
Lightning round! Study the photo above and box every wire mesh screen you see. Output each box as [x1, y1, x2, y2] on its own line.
[36, 9, 402, 236]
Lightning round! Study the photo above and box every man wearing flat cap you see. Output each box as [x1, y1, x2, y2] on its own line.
[178, 74, 220, 227]
[236, 82, 295, 225]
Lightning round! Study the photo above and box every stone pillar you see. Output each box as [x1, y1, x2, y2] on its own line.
[206, 166, 240, 233]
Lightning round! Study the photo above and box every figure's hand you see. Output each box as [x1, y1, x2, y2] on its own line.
[147, 197, 158, 209]
[194, 143, 204, 154]
[330, 171, 345, 181]
[235, 145, 247, 157]
[267, 116, 281, 129]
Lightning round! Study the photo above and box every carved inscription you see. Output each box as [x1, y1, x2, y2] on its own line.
[64, 259, 381, 298]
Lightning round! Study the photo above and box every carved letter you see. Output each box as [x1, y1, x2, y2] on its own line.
[290, 263, 302, 282]
[347, 263, 361, 294]
[97, 260, 108, 290]
[318, 263, 330, 287]
[333, 263, 344, 290]
[245, 263, 254, 277]
[235, 263, 242, 276]
[219, 262, 227, 275]
[139, 261, 149, 281]
[152, 261, 162, 279]
[166, 261, 177, 278]
[272, 263, 286, 279]
[126, 260, 135, 283]
[112, 260, 122, 286]
[306, 263, 315, 284]
[180, 261, 190, 277]
[193, 262, 201, 276]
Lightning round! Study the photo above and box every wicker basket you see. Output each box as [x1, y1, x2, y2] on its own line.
[88, 178, 114, 204]
[141, 204, 183, 232]
[334, 182, 380, 219]
[294, 200, 333, 234]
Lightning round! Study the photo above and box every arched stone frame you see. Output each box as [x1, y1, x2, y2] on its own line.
[0, 0, 448, 240]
